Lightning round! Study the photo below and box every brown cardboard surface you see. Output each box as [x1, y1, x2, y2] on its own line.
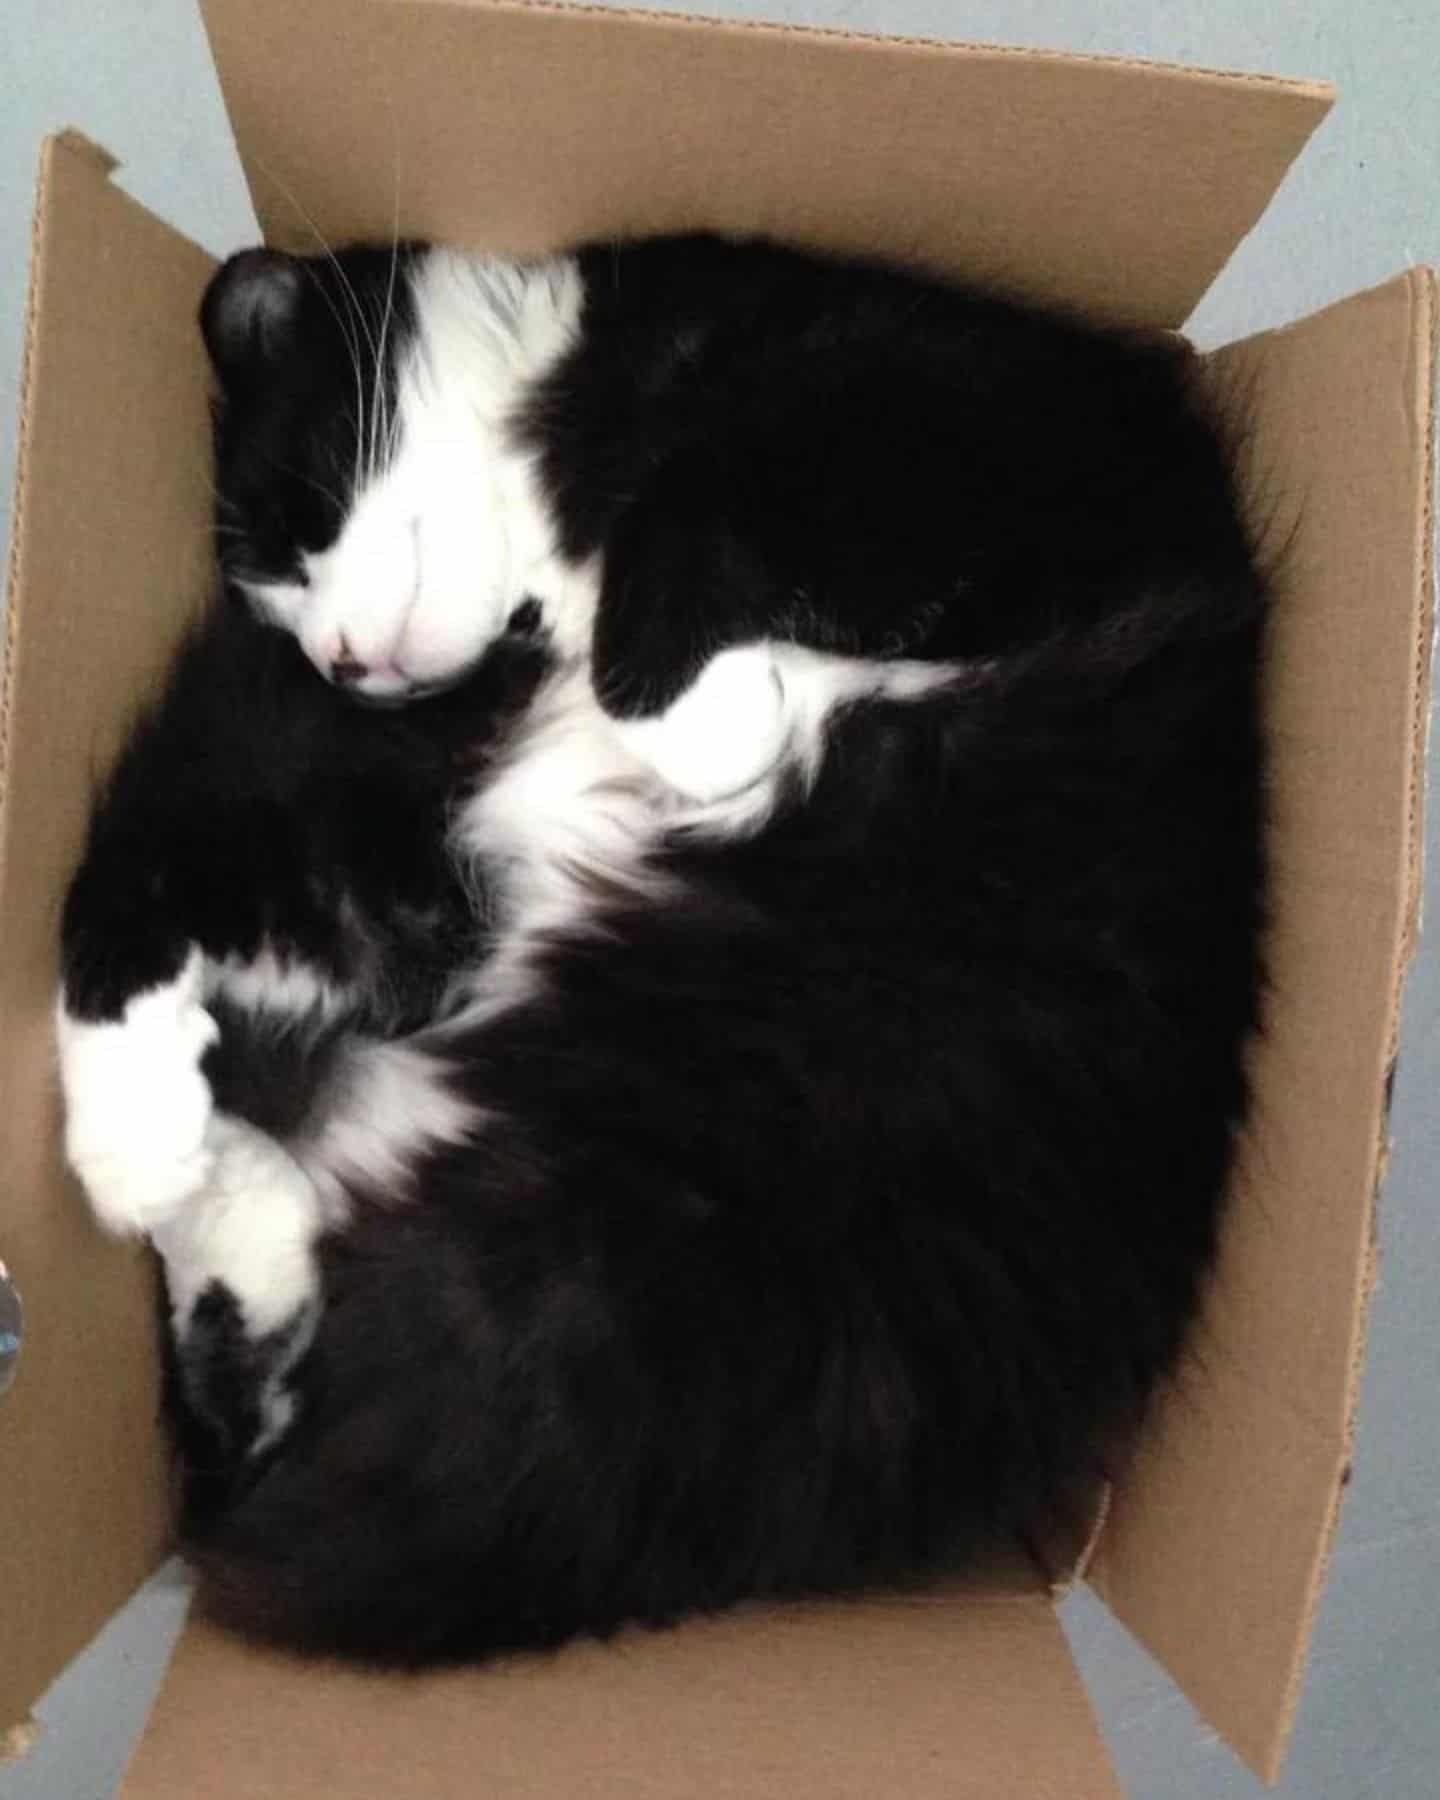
[0, 134, 215, 1738]
[199, 0, 1330, 331]
[122, 1580, 1121, 1799]
[5, 7, 1428, 1790]
[1091, 270, 1437, 1781]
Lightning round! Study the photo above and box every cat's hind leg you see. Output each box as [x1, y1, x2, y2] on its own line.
[154, 1114, 326, 1467]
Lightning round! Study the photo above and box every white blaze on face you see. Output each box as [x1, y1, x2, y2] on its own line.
[244, 248, 588, 701]
[296, 425, 509, 700]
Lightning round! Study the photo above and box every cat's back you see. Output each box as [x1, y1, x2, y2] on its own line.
[543, 232, 1249, 652]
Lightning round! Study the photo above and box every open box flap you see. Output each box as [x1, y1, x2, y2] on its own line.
[0, 132, 215, 1744]
[1090, 269, 1438, 1782]
[122, 1572, 1120, 1799]
[198, 0, 1330, 332]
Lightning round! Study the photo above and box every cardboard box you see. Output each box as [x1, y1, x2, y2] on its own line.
[1, 3, 1432, 1792]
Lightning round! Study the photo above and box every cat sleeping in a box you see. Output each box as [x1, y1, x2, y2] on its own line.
[57, 232, 1266, 1663]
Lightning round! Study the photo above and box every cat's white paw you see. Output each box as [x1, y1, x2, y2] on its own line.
[153, 1115, 323, 1339]
[155, 1115, 325, 1459]
[56, 954, 219, 1238]
[617, 643, 789, 804]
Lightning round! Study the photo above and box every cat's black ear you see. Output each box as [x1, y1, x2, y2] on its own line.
[201, 249, 304, 380]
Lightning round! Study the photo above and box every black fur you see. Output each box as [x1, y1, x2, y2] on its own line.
[532, 235, 1245, 715]
[64, 232, 1268, 1666]
[204, 243, 424, 590]
[61, 596, 548, 1029]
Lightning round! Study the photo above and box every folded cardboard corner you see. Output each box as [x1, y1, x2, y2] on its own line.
[122, 1575, 1123, 1800]
[1, 4, 1432, 1795]
[0, 129, 214, 1748]
[1093, 269, 1436, 1781]
[198, 0, 1331, 331]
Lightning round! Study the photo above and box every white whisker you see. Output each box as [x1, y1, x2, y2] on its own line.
[252, 153, 378, 502]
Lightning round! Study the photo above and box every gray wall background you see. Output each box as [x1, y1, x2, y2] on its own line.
[1, 2, 1435, 1795]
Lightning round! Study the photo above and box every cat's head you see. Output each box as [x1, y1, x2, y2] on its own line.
[201, 244, 573, 703]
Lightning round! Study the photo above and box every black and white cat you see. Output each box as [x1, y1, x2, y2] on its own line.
[57, 233, 1267, 1663]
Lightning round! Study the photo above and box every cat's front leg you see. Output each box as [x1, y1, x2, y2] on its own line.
[56, 944, 219, 1239]
[58, 804, 225, 1238]
[613, 644, 791, 806]
[590, 486, 781, 722]
[590, 501, 796, 803]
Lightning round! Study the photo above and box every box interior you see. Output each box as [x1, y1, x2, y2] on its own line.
[1093, 271, 1437, 1780]
[0, 130, 214, 1748]
[200, 0, 1331, 331]
[1, 2, 1432, 1792]
[121, 1568, 1123, 1800]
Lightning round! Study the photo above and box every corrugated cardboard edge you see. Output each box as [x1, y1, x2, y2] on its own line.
[0, 128, 120, 902]
[0, 129, 117, 1749]
[0, 127, 215, 1747]
[1269, 266, 1438, 1764]
[1404, 288, 1440, 955]
[122, 1585, 1124, 1800]
[1395, 271, 1437, 974]
[0, 125, 132, 839]
[199, 0, 1330, 332]
[0, 138, 94, 881]
[0, 113, 49, 1399]
[1089, 269, 1439, 1786]
[454, 0, 1333, 94]
[0, 130, 67, 1753]
[1257, 267, 1435, 1781]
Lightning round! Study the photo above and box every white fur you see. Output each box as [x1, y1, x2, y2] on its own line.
[153, 1114, 325, 1339]
[609, 638, 954, 813]
[447, 644, 959, 1030]
[448, 660, 671, 1026]
[296, 1039, 479, 1206]
[103, 242, 962, 1348]
[615, 644, 790, 806]
[668, 644, 956, 837]
[765, 642, 958, 783]
[234, 241, 949, 820]
[244, 248, 592, 699]
[211, 946, 354, 1020]
[55, 647, 952, 1247]
[153, 1113, 325, 1454]
[460, 663, 667, 930]
[57, 952, 218, 1237]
